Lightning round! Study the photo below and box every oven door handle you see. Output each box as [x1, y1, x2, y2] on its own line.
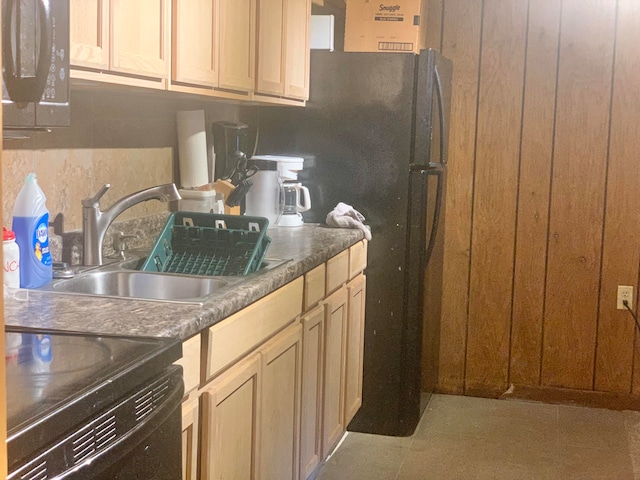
[57, 369, 184, 480]
[2, 0, 52, 103]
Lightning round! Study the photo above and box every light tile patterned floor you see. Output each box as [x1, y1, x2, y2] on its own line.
[314, 394, 640, 480]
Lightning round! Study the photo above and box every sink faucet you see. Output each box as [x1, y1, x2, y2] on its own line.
[82, 183, 181, 266]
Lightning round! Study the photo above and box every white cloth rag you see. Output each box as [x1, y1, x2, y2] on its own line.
[326, 202, 372, 241]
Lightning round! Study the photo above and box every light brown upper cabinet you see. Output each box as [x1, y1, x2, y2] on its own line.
[256, 0, 310, 100]
[171, 0, 218, 88]
[218, 0, 257, 93]
[70, 0, 171, 85]
[71, 0, 310, 102]
[110, 0, 171, 78]
[70, 0, 110, 70]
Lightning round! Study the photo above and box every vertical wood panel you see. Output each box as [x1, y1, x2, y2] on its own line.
[421, 0, 444, 392]
[509, 0, 561, 386]
[422, 173, 446, 391]
[437, 0, 483, 394]
[437, 0, 639, 400]
[425, 0, 443, 51]
[464, 0, 528, 395]
[541, 0, 616, 389]
[634, 257, 640, 393]
[595, 0, 640, 393]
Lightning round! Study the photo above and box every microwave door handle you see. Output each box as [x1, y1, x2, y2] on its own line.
[35, 0, 53, 99]
[2, 0, 52, 103]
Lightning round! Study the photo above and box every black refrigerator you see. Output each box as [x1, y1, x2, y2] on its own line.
[252, 48, 452, 436]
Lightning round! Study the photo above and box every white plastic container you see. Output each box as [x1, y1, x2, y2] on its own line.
[12, 173, 52, 288]
[178, 188, 218, 213]
[3, 227, 20, 289]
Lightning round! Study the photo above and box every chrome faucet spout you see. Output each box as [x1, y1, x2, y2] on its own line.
[82, 183, 181, 266]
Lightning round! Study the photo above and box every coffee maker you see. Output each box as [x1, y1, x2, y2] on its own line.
[244, 155, 311, 227]
[211, 121, 250, 183]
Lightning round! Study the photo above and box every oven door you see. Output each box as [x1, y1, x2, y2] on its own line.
[8, 366, 184, 480]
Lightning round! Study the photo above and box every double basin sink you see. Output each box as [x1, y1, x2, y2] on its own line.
[35, 255, 289, 305]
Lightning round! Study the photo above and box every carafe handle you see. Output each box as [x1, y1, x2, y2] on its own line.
[276, 175, 285, 225]
[296, 185, 311, 212]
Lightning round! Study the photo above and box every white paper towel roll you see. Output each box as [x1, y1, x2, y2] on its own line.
[176, 110, 209, 188]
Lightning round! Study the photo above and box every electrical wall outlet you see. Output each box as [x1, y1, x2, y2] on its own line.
[617, 285, 634, 310]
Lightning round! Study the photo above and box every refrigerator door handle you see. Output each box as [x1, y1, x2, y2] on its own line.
[434, 67, 447, 167]
[425, 168, 444, 266]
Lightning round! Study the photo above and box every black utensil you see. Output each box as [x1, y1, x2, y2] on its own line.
[225, 178, 253, 207]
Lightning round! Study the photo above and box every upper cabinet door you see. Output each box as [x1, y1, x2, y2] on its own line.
[172, 0, 218, 87]
[110, 0, 171, 79]
[256, 0, 310, 100]
[256, 0, 286, 96]
[284, 0, 310, 100]
[70, 0, 110, 69]
[218, 0, 256, 93]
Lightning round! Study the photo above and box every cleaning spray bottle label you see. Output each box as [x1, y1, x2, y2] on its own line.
[33, 214, 52, 267]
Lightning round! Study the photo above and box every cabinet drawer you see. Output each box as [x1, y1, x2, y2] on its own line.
[326, 250, 349, 295]
[176, 334, 201, 395]
[349, 240, 368, 280]
[204, 277, 304, 381]
[304, 264, 326, 311]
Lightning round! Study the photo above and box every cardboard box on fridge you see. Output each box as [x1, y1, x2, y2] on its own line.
[344, 0, 428, 54]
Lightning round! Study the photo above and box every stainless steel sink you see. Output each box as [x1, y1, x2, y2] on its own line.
[33, 253, 290, 304]
[38, 270, 229, 304]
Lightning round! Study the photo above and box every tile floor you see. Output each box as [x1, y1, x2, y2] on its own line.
[314, 394, 640, 480]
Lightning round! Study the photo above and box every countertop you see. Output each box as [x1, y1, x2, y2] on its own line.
[4, 224, 364, 341]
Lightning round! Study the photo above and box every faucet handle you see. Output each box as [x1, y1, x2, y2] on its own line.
[82, 184, 111, 207]
[112, 232, 139, 260]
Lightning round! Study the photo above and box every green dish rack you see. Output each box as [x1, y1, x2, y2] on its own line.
[140, 212, 271, 276]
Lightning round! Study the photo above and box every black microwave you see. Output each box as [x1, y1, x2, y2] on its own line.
[2, 0, 70, 130]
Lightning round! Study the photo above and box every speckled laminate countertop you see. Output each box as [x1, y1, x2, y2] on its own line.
[4, 224, 364, 340]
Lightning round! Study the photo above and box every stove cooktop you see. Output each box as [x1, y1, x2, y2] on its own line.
[5, 326, 181, 467]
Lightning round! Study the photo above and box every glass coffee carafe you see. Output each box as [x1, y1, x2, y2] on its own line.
[279, 183, 311, 227]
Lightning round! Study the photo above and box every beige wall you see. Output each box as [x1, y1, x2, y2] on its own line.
[3, 88, 240, 231]
[3, 147, 173, 232]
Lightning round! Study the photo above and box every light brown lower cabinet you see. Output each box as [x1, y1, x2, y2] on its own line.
[299, 304, 325, 479]
[201, 352, 261, 480]
[345, 274, 366, 425]
[185, 241, 368, 480]
[177, 334, 202, 480]
[321, 286, 349, 456]
[181, 396, 199, 480]
[200, 323, 302, 480]
[299, 277, 367, 480]
[259, 323, 302, 480]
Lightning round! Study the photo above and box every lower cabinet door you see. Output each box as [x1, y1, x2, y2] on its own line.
[322, 286, 348, 456]
[345, 274, 366, 425]
[299, 305, 325, 479]
[259, 323, 303, 480]
[181, 397, 199, 480]
[201, 352, 261, 480]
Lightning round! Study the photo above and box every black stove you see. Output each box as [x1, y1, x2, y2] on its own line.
[5, 326, 183, 479]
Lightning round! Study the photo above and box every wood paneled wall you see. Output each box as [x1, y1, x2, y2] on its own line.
[436, 0, 640, 400]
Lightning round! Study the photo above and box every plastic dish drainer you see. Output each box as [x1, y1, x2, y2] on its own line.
[140, 212, 271, 276]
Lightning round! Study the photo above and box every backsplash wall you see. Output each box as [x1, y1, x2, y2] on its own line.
[2, 87, 240, 258]
[2, 147, 173, 234]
